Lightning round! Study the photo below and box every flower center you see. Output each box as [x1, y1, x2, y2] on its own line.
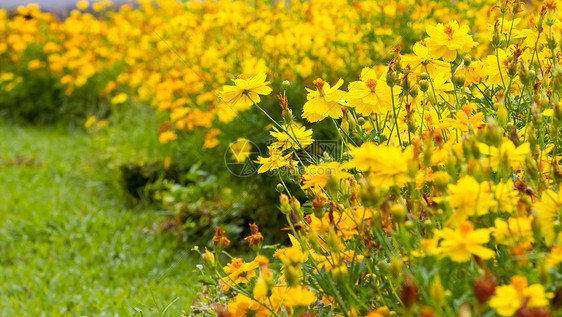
[365, 78, 377, 91]
[444, 25, 454, 38]
[237, 74, 247, 80]
[313, 78, 326, 96]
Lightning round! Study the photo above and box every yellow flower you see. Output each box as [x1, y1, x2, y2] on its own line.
[345, 67, 400, 115]
[301, 162, 352, 190]
[401, 41, 449, 76]
[28, 59, 43, 71]
[425, 20, 477, 62]
[84, 116, 97, 129]
[223, 258, 259, 291]
[493, 217, 534, 247]
[348, 143, 410, 187]
[270, 124, 314, 151]
[302, 78, 346, 122]
[158, 131, 177, 144]
[77, 1, 89, 10]
[546, 246, 562, 269]
[489, 275, 550, 316]
[228, 294, 270, 317]
[447, 176, 494, 222]
[219, 73, 272, 111]
[203, 128, 221, 148]
[436, 221, 495, 262]
[479, 140, 530, 171]
[255, 145, 297, 174]
[282, 286, 316, 308]
[229, 138, 252, 163]
[533, 187, 562, 245]
[110, 92, 128, 105]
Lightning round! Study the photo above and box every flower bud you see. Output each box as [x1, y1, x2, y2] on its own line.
[276, 183, 284, 192]
[430, 276, 445, 307]
[401, 275, 419, 311]
[463, 55, 472, 67]
[290, 196, 301, 215]
[453, 73, 466, 89]
[327, 226, 339, 252]
[390, 257, 403, 279]
[386, 66, 397, 87]
[280, 193, 291, 214]
[492, 20, 502, 48]
[284, 265, 300, 286]
[333, 265, 349, 284]
[473, 271, 496, 304]
[357, 116, 365, 126]
[203, 249, 215, 267]
[409, 84, 419, 98]
[497, 104, 509, 126]
[390, 204, 406, 222]
[419, 79, 429, 93]
[282, 80, 291, 88]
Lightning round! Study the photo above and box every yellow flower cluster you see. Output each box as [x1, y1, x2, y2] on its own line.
[1, 0, 495, 140]
[199, 0, 562, 316]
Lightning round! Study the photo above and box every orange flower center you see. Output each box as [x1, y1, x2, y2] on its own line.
[444, 25, 454, 38]
[459, 222, 472, 237]
[237, 74, 247, 80]
[365, 78, 377, 90]
[511, 275, 528, 294]
[313, 78, 325, 90]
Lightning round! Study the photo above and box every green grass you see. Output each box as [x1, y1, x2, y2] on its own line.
[0, 121, 199, 316]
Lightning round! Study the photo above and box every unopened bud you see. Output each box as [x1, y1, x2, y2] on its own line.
[357, 116, 365, 126]
[390, 257, 403, 279]
[430, 276, 445, 307]
[282, 80, 291, 88]
[203, 249, 215, 267]
[276, 183, 284, 192]
[401, 275, 419, 311]
[390, 204, 406, 222]
[453, 73, 465, 88]
[419, 79, 429, 92]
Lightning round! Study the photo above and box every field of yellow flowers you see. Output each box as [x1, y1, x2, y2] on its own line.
[2, 0, 562, 316]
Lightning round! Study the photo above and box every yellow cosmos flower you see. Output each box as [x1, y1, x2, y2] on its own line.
[493, 216, 534, 247]
[229, 138, 252, 163]
[533, 186, 562, 245]
[479, 140, 530, 171]
[282, 286, 316, 308]
[546, 246, 562, 269]
[158, 130, 177, 144]
[489, 275, 550, 316]
[348, 142, 410, 187]
[228, 294, 270, 317]
[302, 78, 346, 122]
[345, 67, 400, 115]
[447, 176, 495, 222]
[220, 73, 272, 111]
[77, 1, 89, 10]
[425, 20, 477, 62]
[110, 92, 128, 105]
[270, 124, 314, 150]
[301, 162, 352, 190]
[203, 128, 221, 148]
[401, 41, 449, 76]
[255, 145, 297, 174]
[435, 221, 495, 262]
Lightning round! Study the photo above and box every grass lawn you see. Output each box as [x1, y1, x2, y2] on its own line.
[0, 122, 199, 316]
